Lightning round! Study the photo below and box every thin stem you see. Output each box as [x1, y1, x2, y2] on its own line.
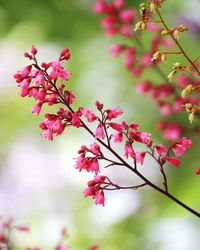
[156, 8, 200, 76]
[103, 182, 147, 190]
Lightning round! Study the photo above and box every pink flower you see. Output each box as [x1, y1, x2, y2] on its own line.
[90, 143, 101, 155]
[95, 190, 105, 206]
[155, 144, 167, 156]
[32, 102, 42, 115]
[81, 107, 97, 122]
[109, 44, 124, 56]
[172, 137, 192, 157]
[163, 39, 173, 48]
[172, 98, 184, 112]
[162, 123, 182, 141]
[141, 53, 152, 66]
[105, 26, 119, 36]
[120, 24, 132, 37]
[112, 132, 123, 143]
[35, 71, 45, 86]
[134, 131, 152, 145]
[119, 9, 135, 23]
[124, 48, 136, 69]
[83, 187, 95, 197]
[101, 16, 117, 29]
[108, 122, 124, 131]
[180, 137, 192, 148]
[42, 129, 53, 141]
[52, 119, 65, 135]
[75, 155, 89, 172]
[31, 45, 38, 55]
[95, 100, 104, 111]
[177, 74, 188, 88]
[166, 156, 180, 167]
[93, 0, 107, 13]
[64, 91, 76, 105]
[90, 158, 100, 174]
[49, 61, 71, 80]
[195, 167, 200, 175]
[124, 141, 135, 158]
[83, 175, 106, 206]
[37, 89, 46, 102]
[147, 22, 159, 31]
[113, 0, 124, 9]
[160, 104, 171, 116]
[129, 122, 139, 131]
[172, 144, 185, 157]
[136, 81, 152, 94]
[60, 48, 70, 60]
[106, 107, 123, 120]
[71, 111, 81, 128]
[95, 123, 105, 139]
[135, 152, 146, 165]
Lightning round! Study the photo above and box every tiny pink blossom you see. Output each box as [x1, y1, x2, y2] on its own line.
[81, 107, 97, 122]
[109, 44, 124, 56]
[195, 167, 200, 175]
[108, 122, 124, 131]
[42, 129, 53, 141]
[90, 158, 100, 174]
[95, 100, 104, 111]
[71, 111, 81, 128]
[112, 132, 123, 143]
[155, 144, 167, 156]
[95, 190, 105, 206]
[113, 0, 124, 9]
[101, 16, 117, 29]
[31, 45, 38, 55]
[119, 9, 135, 23]
[166, 156, 180, 167]
[93, 0, 107, 13]
[90, 143, 101, 155]
[134, 131, 152, 144]
[35, 71, 45, 86]
[64, 91, 76, 105]
[160, 104, 171, 116]
[49, 61, 71, 80]
[95, 123, 105, 139]
[135, 152, 146, 165]
[106, 107, 123, 120]
[60, 48, 70, 60]
[124, 141, 135, 158]
[32, 102, 42, 115]
[120, 24, 132, 37]
[141, 53, 152, 66]
[180, 137, 192, 148]
[172, 144, 185, 157]
[136, 81, 152, 94]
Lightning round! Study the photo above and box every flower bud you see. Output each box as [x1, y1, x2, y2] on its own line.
[160, 29, 168, 36]
[173, 29, 180, 39]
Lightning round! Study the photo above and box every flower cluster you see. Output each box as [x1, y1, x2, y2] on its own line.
[0, 217, 30, 249]
[0, 217, 99, 250]
[93, 0, 135, 37]
[14, 45, 200, 220]
[94, 0, 200, 140]
[135, 0, 200, 122]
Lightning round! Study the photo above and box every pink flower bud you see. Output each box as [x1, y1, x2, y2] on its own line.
[195, 167, 200, 175]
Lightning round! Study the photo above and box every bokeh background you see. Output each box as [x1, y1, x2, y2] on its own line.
[0, 0, 200, 249]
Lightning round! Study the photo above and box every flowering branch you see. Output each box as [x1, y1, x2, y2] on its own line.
[14, 46, 200, 218]
[94, 0, 200, 134]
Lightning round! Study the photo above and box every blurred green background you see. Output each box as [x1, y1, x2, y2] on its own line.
[0, 0, 200, 249]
